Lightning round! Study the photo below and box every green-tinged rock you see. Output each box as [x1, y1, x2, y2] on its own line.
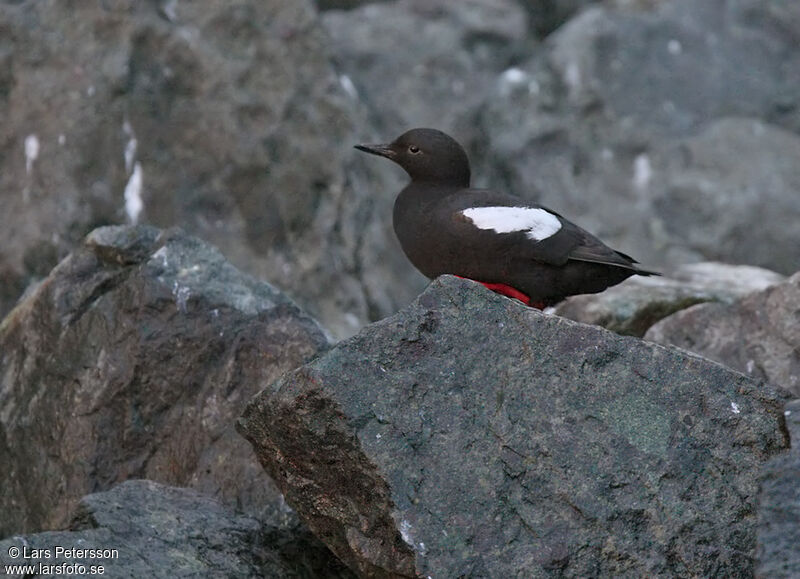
[0, 225, 328, 537]
[239, 275, 789, 578]
[646, 271, 800, 396]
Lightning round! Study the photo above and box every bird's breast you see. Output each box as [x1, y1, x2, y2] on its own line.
[392, 185, 461, 278]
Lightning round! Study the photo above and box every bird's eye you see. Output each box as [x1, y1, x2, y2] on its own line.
[408, 145, 420, 154]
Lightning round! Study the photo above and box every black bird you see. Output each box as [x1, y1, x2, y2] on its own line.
[355, 128, 659, 308]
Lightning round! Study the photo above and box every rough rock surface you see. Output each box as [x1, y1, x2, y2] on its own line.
[0, 0, 418, 337]
[314, 0, 390, 10]
[645, 271, 800, 397]
[757, 398, 800, 578]
[322, 0, 529, 142]
[478, 0, 800, 274]
[555, 262, 786, 337]
[0, 480, 355, 579]
[239, 275, 789, 578]
[517, 0, 599, 37]
[0, 225, 329, 537]
[5, 0, 799, 338]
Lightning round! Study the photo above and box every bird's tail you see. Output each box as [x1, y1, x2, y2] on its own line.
[632, 266, 661, 276]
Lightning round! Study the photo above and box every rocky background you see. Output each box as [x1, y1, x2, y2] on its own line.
[2, 0, 798, 339]
[1, 0, 799, 577]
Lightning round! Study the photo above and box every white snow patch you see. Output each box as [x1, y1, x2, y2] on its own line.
[565, 62, 581, 92]
[124, 162, 144, 224]
[667, 39, 682, 55]
[399, 520, 414, 547]
[498, 67, 528, 96]
[730, 401, 741, 414]
[24, 134, 40, 175]
[123, 121, 138, 174]
[632, 154, 652, 189]
[461, 206, 562, 241]
[153, 245, 169, 268]
[344, 312, 361, 330]
[58, 134, 66, 146]
[339, 75, 358, 100]
[398, 520, 426, 555]
[172, 281, 191, 313]
[179, 264, 201, 277]
[501, 67, 527, 85]
[746, 359, 755, 374]
[86, 85, 96, 97]
[160, 0, 178, 21]
[785, 410, 792, 417]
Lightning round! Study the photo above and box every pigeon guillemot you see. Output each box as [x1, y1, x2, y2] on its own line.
[355, 128, 659, 308]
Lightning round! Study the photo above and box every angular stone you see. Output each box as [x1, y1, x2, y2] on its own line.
[322, 0, 528, 138]
[555, 262, 786, 337]
[478, 0, 800, 274]
[0, 225, 329, 537]
[0, 0, 413, 337]
[0, 480, 355, 579]
[239, 275, 789, 578]
[757, 399, 800, 578]
[645, 271, 800, 397]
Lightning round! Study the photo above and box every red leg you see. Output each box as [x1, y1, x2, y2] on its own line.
[454, 276, 544, 309]
[478, 281, 531, 305]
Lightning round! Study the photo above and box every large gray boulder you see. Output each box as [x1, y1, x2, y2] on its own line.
[0, 225, 328, 537]
[757, 398, 800, 578]
[645, 271, 800, 397]
[0, 0, 416, 338]
[322, 0, 529, 141]
[477, 0, 800, 274]
[0, 480, 354, 579]
[238, 275, 788, 578]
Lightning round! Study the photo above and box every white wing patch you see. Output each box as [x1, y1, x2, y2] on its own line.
[460, 206, 562, 241]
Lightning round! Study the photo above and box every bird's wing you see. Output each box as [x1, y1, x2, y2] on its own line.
[443, 190, 651, 272]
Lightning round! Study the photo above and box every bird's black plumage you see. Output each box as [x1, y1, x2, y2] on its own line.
[355, 128, 659, 307]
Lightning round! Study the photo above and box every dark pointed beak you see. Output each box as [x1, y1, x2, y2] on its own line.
[354, 143, 395, 159]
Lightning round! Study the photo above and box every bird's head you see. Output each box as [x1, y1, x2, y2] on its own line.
[355, 128, 471, 187]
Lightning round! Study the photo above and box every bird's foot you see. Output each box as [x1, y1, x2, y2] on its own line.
[478, 281, 531, 305]
[454, 276, 544, 310]
[482, 282, 547, 310]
